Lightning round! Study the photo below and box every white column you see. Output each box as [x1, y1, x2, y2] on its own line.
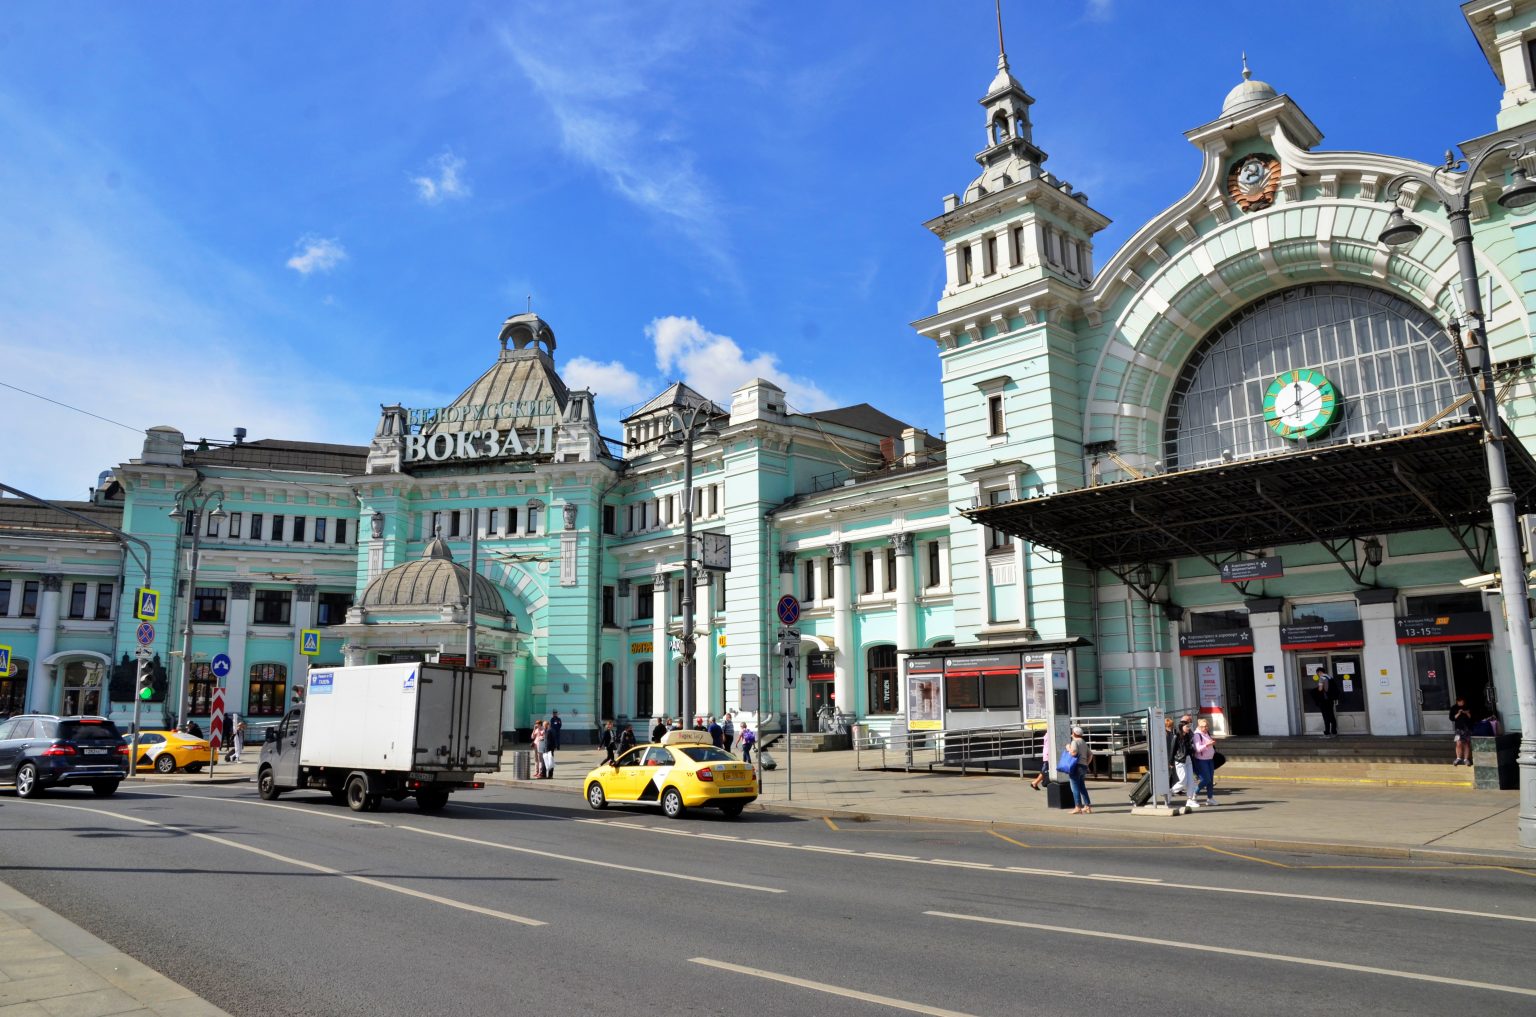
[892, 535, 916, 715]
[29, 575, 63, 712]
[228, 583, 252, 712]
[832, 543, 854, 716]
[1249, 604, 1294, 736]
[1357, 590, 1408, 736]
[696, 571, 715, 716]
[652, 570, 671, 719]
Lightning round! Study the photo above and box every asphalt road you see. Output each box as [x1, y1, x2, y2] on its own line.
[3, 782, 1534, 1017]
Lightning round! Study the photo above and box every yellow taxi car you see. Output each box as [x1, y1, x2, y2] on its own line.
[123, 730, 212, 774]
[583, 729, 757, 818]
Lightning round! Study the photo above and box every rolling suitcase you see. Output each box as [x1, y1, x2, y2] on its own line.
[1128, 771, 1154, 806]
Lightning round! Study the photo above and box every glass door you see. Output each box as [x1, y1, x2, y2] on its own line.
[1298, 653, 1369, 734]
[1414, 649, 1453, 733]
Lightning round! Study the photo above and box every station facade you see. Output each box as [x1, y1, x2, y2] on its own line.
[3, 1, 1535, 744]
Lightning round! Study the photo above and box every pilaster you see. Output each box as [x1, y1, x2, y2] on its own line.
[831, 543, 853, 715]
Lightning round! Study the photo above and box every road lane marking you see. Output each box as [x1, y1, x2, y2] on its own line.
[395, 825, 784, 894]
[690, 957, 981, 1016]
[823, 817, 839, 831]
[987, 830, 1030, 849]
[23, 801, 543, 926]
[1087, 874, 1163, 883]
[924, 911, 1536, 999]
[1203, 844, 1289, 867]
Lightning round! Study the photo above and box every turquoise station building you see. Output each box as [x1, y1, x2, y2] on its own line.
[4, 1, 1536, 748]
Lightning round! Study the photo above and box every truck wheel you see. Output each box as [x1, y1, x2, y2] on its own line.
[416, 790, 449, 813]
[155, 754, 178, 774]
[719, 801, 745, 819]
[257, 767, 282, 800]
[345, 775, 370, 812]
[661, 787, 685, 819]
[586, 782, 608, 810]
[16, 763, 43, 798]
[92, 780, 120, 797]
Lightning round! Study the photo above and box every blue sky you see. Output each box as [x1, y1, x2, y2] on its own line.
[0, 1, 1501, 495]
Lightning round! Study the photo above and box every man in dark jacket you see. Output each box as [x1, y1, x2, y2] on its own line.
[707, 715, 723, 748]
[598, 719, 617, 765]
[548, 711, 562, 752]
[651, 717, 668, 743]
[1314, 671, 1338, 737]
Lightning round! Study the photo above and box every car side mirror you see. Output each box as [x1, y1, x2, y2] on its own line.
[264, 728, 277, 743]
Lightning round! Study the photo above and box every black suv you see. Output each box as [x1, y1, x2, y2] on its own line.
[0, 715, 129, 797]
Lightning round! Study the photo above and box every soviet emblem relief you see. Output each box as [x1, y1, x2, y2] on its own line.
[1227, 153, 1280, 212]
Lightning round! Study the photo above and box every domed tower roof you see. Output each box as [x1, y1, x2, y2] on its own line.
[358, 540, 508, 617]
[1222, 55, 1277, 117]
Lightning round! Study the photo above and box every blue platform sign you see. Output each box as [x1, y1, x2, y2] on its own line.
[211, 653, 233, 679]
[776, 594, 801, 626]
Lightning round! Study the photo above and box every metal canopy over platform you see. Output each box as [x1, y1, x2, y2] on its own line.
[963, 423, 1536, 570]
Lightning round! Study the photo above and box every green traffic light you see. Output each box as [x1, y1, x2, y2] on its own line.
[139, 686, 153, 701]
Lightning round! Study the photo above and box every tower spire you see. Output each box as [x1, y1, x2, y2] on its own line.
[996, 0, 1006, 64]
[1241, 51, 1251, 81]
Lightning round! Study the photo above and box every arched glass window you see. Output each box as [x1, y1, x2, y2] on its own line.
[248, 663, 287, 716]
[867, 645, 898, 714]
[1164, 284, 1464, 469]
[635, 661, 653, 718]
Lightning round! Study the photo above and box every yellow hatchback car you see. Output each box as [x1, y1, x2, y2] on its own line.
[583, 729, 758, 818]
[124, 730, 212, 774]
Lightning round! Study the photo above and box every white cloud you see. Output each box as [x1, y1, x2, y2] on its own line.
[1086, 0, 1114, 21]
[647, 315, 836, 412]
[412, 151, 470, 204]
[564, 355, 648, 406]
[498, 3, 739, 280]
[285, 235, 347, 275]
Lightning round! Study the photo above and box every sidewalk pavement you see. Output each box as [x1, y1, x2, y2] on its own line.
[495, 745, 1536, 868]
[0, 880, 231, 1016]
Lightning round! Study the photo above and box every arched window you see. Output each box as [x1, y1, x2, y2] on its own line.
[867, 645, 898, 714]
[601, 662, 615, 721]
[248, 663, 287, 716]
[1164, 283, 1462, 469]
[1, 658, 30, 715]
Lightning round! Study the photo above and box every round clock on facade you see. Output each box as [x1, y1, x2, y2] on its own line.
[1263, 369, 1340, 439]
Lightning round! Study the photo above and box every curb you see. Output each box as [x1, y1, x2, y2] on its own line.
[483, 774, 1536, 870]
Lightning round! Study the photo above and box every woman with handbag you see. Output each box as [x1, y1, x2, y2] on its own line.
[1061, 725, 1092, 814]
[1190, 716, 1217, 807]
[531, 720, 546, 780]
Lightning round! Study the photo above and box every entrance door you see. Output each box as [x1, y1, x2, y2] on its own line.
[1414, 649, 1454, 733]
[1298, 653, 1368, 734]
[1222, 657, 1259, 736]
[1451, 647, 1495, 716]
[807, 679, 833, 732]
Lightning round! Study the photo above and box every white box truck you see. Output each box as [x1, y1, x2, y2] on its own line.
[257, 662, 505, 813]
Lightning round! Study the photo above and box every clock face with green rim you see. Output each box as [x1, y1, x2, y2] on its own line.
[1263, 369, 1339, 440]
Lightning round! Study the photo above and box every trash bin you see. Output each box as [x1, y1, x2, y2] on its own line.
[509, 750, 531, 780]
[1045, 780, 1076, 810]
[1471, 734, 1518, 790]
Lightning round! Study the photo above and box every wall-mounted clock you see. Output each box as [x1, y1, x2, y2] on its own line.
[1264, 369, 1339, 440]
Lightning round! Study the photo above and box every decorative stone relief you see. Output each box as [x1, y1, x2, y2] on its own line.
[1227, 153, 1281, 212]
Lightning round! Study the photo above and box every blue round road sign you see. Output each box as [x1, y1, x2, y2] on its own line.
[211, 653, 233, 678]
[135, 622, 155, 646]
[776, 595, 801, 625]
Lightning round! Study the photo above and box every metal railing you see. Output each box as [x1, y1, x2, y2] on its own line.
[855, 721, 1048, 775]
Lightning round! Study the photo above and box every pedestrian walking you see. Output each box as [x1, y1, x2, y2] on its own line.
[540, 720, 557, 779]
[707, 715, 723, 748]
[1064, 725, 1093, 814]
[651, 716, 668, 743]
[599, 719, 617, 765]
[1170, 714, 1194, 798]
[231, 715, 245, 764]
[740, 725, 756, 763]
[1189, 716, 1217, 807]
[1314, 670, 1339, 737]
[617, 723, 636, 756]
[722, 712, 736, 751]
[548, 710, 563, 752]
[531, 720, 546, 779]
[1450, 696, 1475, 765]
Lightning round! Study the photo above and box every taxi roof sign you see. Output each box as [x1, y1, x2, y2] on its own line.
[659, 729, 713, 747]
[134, 588, 160, 622]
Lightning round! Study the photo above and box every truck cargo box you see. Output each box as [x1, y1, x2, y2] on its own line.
[298, 663, 503, 773]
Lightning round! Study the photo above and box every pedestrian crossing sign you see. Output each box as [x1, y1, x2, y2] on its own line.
[300, 629, 320, 656]
[134, 588, 160, 622]
[0, 645, 11, 676]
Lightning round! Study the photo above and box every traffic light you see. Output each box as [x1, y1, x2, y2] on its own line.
[137, 666, 153, 702]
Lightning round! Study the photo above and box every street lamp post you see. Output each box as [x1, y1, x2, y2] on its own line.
[660, 404, 720, 734]
[1380, 142, 1536, 847]
[169, 490, 225, 731]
